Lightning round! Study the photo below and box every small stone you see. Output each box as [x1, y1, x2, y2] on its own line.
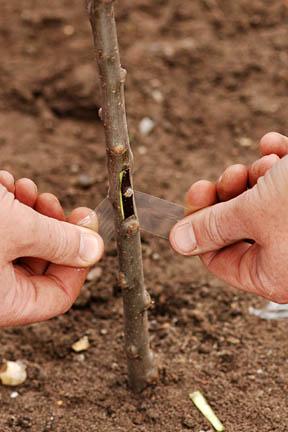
[100, 328, 108, 335]
[138, 146, 147, 155]
[63, 25, 75, 36]
[0, 361, 27, 386]
[76, 174, 95, 189]
[56, 400, 64, 406]
[10, 391, 19, 399]
[72, 336, 90, 352]
[237, 137, 253, 148]
[139, 117, 155, 136]
[86, 267, 103, 282]
[151, 89, 164, 103]
[152, 253, 160, 261]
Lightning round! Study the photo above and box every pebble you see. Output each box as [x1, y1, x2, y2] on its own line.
[0, 361, 27, 386]
[10, 391, 19, 399]
[72, 336, 90, 352]
[139, 117, 155, 136]
[237, 137, 253, 148]
[151, 89, 164, 103]
[152, 253, 160, 261]
[86, 267, 103, 282]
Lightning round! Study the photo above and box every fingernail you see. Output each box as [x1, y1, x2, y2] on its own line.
[173, 222, 197, 254]
[79, 231, 101, 264]
[78, 211, 98, 232]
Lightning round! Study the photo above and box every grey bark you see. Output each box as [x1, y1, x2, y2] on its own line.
[87, 0, 158, 392]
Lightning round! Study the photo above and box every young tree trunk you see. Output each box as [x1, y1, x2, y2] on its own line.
[87, 0, 158, 392]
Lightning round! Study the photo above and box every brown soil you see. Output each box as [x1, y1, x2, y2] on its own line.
[0, 0, 288, 431]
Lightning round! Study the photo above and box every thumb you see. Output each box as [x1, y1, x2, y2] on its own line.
[170, 194, 251, 256]
[7, 199, 104, 267]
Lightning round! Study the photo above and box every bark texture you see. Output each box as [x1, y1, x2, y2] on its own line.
[87, 0, 157, 392]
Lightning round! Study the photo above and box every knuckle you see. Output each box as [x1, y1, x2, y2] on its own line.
[13, 203, 40, 255]
[46, 220, 71, 261]
[0, 195, 35, 258]
[205, 206, 228, 247]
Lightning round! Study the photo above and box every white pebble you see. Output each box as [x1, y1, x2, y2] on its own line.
[0, 361, 27, 386]
[139, 117, 155, 136]
[237, 137, 253, 148]
[72, 336, 90, 352]
[152, 253, 160, 261]
[151, 89, 164, 103]
[10, 391, 19, 398]
[86, 267, 103, 282]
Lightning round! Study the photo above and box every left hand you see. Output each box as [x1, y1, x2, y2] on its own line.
[0, 171, 103, 327]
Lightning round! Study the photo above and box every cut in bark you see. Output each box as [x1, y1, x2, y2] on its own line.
[87, 0, 158, 392]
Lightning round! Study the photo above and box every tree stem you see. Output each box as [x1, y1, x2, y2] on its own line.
[87, 0, 158, 392]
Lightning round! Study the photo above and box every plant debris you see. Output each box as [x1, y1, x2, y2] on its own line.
[189, 391, 225, 432]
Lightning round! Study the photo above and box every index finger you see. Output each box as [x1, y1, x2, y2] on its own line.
[260, 132, 288, 158]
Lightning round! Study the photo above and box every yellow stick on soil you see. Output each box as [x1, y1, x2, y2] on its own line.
[189, 391, 225, 432]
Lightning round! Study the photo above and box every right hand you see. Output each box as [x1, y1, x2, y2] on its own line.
[170, 132, 288, 303]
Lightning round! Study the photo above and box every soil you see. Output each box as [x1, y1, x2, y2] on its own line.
[0, 0, 288, 431]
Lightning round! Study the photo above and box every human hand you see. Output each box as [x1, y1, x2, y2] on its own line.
[170, 132, 288, 303]
[0, 171, 104, 327]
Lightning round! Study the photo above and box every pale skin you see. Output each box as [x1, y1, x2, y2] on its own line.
[170, 132, 288, 304]
[0, 172, 104, 327]
[2, 131, 288, 328]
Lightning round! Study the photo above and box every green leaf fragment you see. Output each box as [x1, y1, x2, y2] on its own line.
[119, 170, 125, 220]
[189, 391, 225, 432]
